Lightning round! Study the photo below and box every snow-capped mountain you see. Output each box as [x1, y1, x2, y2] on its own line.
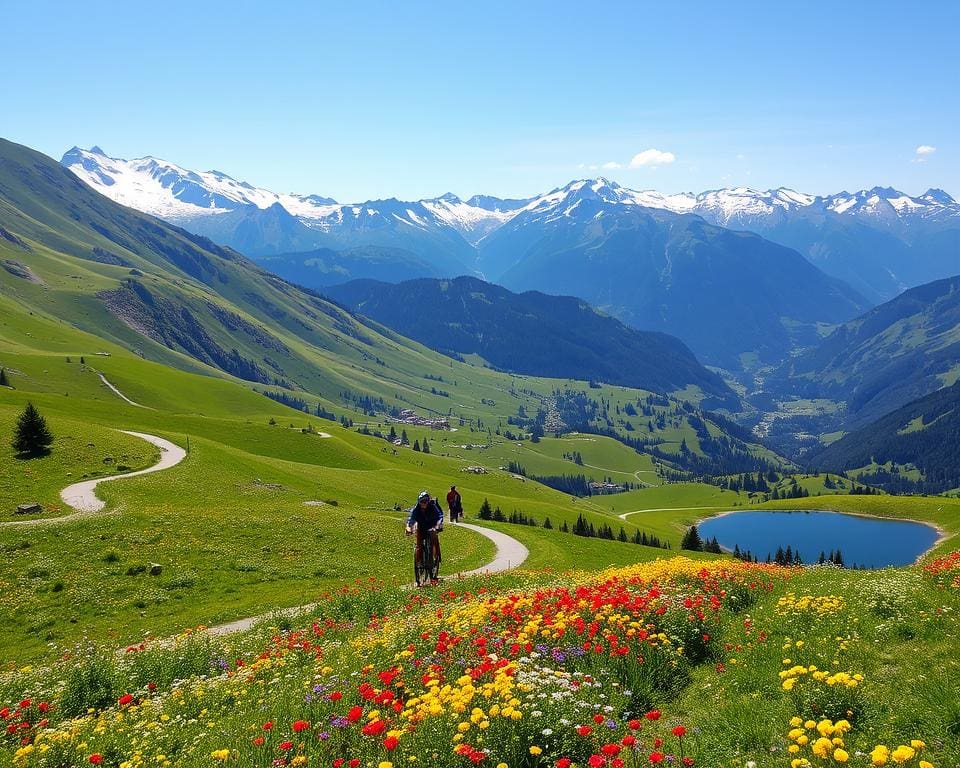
[61, 146, 958, 304]
[62, 146, 339, 222]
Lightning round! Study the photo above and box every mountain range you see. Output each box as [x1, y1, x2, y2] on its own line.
[324, 275, 735, 404]
[62, 147, 959, 306]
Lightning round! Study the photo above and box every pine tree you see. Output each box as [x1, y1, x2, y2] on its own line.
[412, 439, 421, 452]
[388, 425, 397, 442]
[618, 526, 628, 543]
[478, 498, 493, 520]
[13, 402, 53, 457]
[421, 438, 430, 454]
[401, 429, 409, 445]
[0, 368, 8, 387]
[543, 517, 552, 529]
[680, 525, 703, 552]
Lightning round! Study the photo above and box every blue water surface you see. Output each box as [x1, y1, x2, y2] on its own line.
[697, 510, 940, 568]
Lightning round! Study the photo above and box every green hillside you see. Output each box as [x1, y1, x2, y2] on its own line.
[774, 274, 960, 427]
[810, 379, 960, 493]
[325, 275, 735, 404]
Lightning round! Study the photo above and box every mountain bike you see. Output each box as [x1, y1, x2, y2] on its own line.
[409, 523, 441, 586]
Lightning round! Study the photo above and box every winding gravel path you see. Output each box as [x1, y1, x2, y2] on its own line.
[205, 521, 529, 636]
[1, 432, 186, 527]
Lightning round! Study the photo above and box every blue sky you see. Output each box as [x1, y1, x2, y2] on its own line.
[5, 1, 958, 202]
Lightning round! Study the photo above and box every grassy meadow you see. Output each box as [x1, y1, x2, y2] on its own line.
[2, 243, 959, 767]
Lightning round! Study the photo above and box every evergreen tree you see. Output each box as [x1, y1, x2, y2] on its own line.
[784, 545, 793, 565]
[412, 439, 421, 452]
[618, 526, 628, 543]
[680, 525, 703, 552]
[774, 546, 786, 565]
[0, 368, 8, 387]
[421, 438, 430, 454]
[401, 429, 409, 445]
[492, 506, 506, 522]
[543, 517, 552, 529]
[388, 425, 397, 442]
[13, 402, 53, 457]
[478, 498, 493, 520]
[560, 521, 569, 533]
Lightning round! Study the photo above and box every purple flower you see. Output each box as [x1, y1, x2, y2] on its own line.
[330, 716, 349, 728]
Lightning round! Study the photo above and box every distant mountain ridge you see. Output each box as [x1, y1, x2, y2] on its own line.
[771, 273, 960, 427]
[324, 275, 736, 404]
[61, 147, 960, 371]
[809, 379, 960, 494]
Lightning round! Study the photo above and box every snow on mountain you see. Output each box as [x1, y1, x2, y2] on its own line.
[420, 194, 520, 245]
[62, 146, 340, 222]
[62, 146, 958, 245]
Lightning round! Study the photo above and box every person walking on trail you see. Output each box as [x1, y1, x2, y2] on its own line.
[447, 485, 463, 523]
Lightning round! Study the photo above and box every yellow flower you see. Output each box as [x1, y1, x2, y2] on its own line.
[529, 746, 543, 756]
[919, 762, 934, 768]
[871, 745, 889, 766]
[834, 748, 849, 763]
[379, 763, 395, 768]
[210, 749, 230, 761]
[891, 746, 915, 764]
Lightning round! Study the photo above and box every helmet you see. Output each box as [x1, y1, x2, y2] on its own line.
[417, 490, 430, 502]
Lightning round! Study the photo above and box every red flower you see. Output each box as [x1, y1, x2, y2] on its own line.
[347, 706, 363, 723]
[18, 700, 30, 710]
[252, 736, 265, 746]
[349, 760, 361, 768]
[612, 760, 625, 768]
[362, 719, 386, 736]
[577, 725, 593, 737]
[672, 725, 687, 738]
[279, 740, 294, 751]
[333, 760, 345, 768]
[588, 756, 605, 768]
[645, 710, 661, 721]
[649, 752, 665, 764]
[556, 759, 572, 768]
[147, 682, 157, 692]
[292, 720, 310, 733]
[384, 736, 399, 751]
[593, 714, 605, 724]
[601, 743, 622, 756]
[627, 719, 642, 730]
[682, 759, 695, 766]
[263, 721, 275, 731]
[117, 694, 134, 707]
[89, 756, 103, 765]
[329, 691, 343, 702]
[622, 735, 637, 747]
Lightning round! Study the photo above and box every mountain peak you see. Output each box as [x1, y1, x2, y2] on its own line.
[89, 145, 106, 156]
[922, 188, 955, 205]
[437, 192, 461, 203]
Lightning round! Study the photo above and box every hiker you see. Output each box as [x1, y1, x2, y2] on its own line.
[447, 484, 463, 523]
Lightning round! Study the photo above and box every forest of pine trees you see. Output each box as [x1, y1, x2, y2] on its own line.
[474, 500, 667, 550]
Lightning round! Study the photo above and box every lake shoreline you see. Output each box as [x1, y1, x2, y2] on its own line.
[693, 507, 947, 567]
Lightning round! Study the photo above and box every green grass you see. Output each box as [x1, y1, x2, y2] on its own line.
[0, 407, 158, 515]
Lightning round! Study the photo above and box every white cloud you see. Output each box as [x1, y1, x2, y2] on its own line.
[628, 148, 676, 168]
[914, 145, 937, 163]
[601, 161, 622, 170]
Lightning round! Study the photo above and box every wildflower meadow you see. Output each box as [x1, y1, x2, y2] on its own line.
[2, 555, 959, 768]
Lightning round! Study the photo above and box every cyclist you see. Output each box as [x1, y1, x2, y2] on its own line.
[406, 490, 444, 582]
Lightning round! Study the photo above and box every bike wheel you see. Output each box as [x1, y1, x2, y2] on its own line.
[430, 536, 441, 581]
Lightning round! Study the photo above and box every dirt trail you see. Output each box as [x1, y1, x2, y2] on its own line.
[205, 522, 529, 636]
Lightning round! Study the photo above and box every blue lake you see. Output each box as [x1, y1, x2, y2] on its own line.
[697, 510, 940, 568]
